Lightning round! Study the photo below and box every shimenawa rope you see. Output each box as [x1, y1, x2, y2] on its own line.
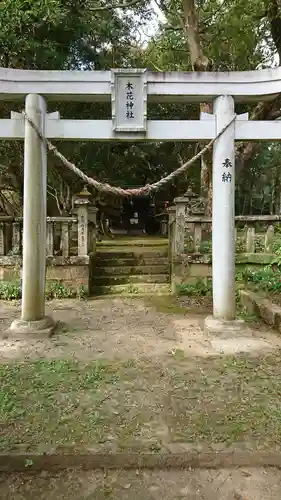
[22, 111, 236, 197]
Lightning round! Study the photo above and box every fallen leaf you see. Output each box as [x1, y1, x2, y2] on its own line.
[241, 470, 252, 477]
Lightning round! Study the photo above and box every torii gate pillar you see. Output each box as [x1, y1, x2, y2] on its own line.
[10, 94, 56, 335]
[205, 95, 244, 333]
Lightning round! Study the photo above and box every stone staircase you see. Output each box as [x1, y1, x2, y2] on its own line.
[91, 238, 171, 296]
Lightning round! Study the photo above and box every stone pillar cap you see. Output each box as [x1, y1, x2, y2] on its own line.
[74, 186, 92, 204]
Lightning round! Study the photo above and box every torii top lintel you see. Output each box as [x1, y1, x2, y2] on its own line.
[0, 66, 280, 103]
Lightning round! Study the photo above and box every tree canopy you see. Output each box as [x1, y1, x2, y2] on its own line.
[1, 0, 281, 215]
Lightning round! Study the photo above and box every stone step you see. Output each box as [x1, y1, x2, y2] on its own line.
[94, 274, 170, 286]
[95, 254, 169, 267]
[91, 283, 171, 296]
[96, 248, 168, 259]
[97, 238, 168, 248]
[95, 264, 169, 276]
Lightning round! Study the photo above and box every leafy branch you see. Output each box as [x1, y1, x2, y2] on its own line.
[89, 0, 143, 12]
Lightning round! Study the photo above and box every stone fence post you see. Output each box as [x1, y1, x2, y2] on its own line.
[167, 206, 176, 292]
[88, 205, 98, 255]
[169, 189, 206, 294]
[167, 206, 176, 258]
[74, 187, 91, 257]
[74, 186, 98, 256]
[171, 193, 190, 293]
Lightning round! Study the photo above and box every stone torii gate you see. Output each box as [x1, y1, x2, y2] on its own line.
[1, 66, 281, 334]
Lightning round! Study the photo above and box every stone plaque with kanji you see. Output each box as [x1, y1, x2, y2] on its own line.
[111, 69, 147, 132]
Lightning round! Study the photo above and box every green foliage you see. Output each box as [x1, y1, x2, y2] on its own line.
[255, 235, 266, 253]
[0, 0, 87, 70]
[199, 240, 212, 254]
[46, 281, 88, 300]
[177, 279, 212, 296]
[274, 224, 281, 235]
[0, 0, 156, 208]
[271, 247, 281, 267]
[45, 281, 75, 299]
[148, 0, 274, 72]
[235, 237, 245, 254]
[242, 265, 281, 293]
[24, 458, 33, 468]
[0, 282, 21, 300]
[146, 1, 281, 215]
[0, 0, 151, 70]
[0, 280, 88, 300]
[77, 284, 88, 300]
[237, 143, 281, 215]
[0, 0, 280, 214]
[201, 0, 274, 71]
[177, 262, 281, 297]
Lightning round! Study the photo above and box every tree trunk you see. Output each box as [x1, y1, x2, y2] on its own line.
[182, 0, 212, 213]
[182, 0, 281, 215]
[182, 0, 209, 71]
[200, 102, 213, 215]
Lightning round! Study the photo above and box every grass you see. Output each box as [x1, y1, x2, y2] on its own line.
[144, 296, 191, 314]
[0, 281, 88, 300]
[240, 265, 281, 307]
[1, 354, 281, 452]
[144, 295, 212, 315]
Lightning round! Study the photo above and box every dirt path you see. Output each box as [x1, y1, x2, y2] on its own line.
[1, 297, 281, 498]
[1, 468, 281, 499]
[1, 297, 281, 361]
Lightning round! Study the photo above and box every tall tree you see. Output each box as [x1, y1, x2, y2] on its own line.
[149, 0, 281, 212]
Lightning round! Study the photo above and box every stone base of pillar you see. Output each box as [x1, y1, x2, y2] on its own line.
[204, 315, 245, 336]
[9, 316, 57, 337]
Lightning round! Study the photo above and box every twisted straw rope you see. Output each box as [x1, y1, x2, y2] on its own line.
[22, 111, 236, 197]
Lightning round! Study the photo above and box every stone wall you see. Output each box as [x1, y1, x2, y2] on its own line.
[173, 253, 274, 286]
[0, 256, 91, 293]
[169, 197, 280, 293]
[0, 190, 98, 295]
